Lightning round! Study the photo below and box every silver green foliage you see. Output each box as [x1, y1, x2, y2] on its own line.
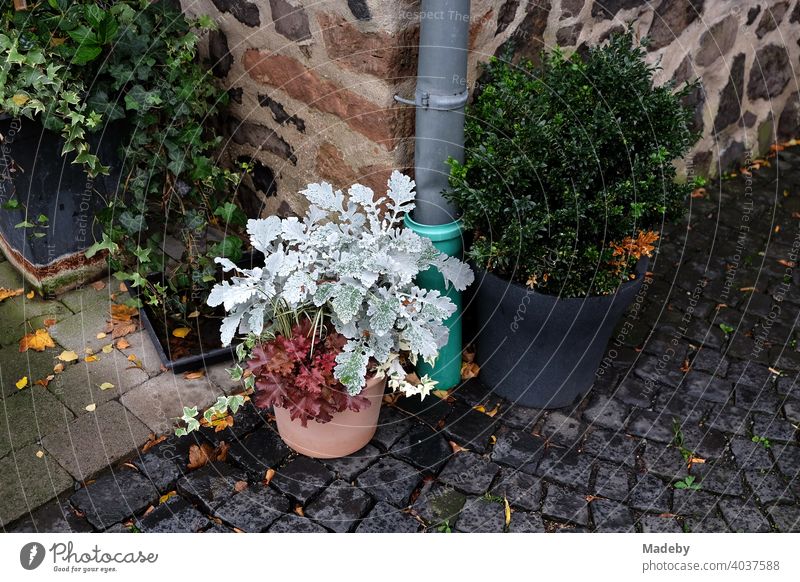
[207, 171, 474, 396]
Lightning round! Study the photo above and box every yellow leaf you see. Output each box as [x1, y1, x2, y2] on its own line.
[0, 287, 23, 302]
[97, 332, 107, 340]
[16, 376, 28, 389]
[172, 327, 191, 338]
[101, 343, 114, 353]
[127, 354, 138, 362]
[25, 290, 35, 299]
[35, 450, 45, 459]
[504, 496, 511, 527]
[159, 491, 177, 504]
[12, 93, 29, 107]
[187, 310, 200, 318]
[85, 355, 99, 362]
[85, 403, 97, 412]
[19, 329, 55, 352]
[98, 382, 115, 391]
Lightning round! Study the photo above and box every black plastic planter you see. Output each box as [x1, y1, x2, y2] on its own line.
[0, 116, 123, 294]
[130, 252, 260, 374]
[468, 260, 647, 408]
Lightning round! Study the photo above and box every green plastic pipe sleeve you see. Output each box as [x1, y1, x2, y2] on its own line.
[405, 215, 466, 390]
[399, 0, 471, 389]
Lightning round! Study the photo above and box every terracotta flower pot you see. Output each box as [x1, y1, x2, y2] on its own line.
[273, 375, 386, 459]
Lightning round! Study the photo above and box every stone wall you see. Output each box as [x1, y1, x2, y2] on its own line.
[180, 0, 800, 217]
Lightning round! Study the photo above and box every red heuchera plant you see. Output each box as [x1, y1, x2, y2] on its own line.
[247, 321, 372, 426]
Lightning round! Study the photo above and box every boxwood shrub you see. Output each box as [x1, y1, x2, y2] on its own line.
[446, 30, 699, 297]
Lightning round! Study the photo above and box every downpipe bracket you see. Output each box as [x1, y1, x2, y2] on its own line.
[393, 88, 469, 111]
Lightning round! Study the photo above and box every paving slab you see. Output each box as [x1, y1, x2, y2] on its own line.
[120, 372, 226, 436]
[41, 400, 151, 481]
[0, 444, 74, 528]
[0, 387, 74, 458]
[48, 350, 149, 415]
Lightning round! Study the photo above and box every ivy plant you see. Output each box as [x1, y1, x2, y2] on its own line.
[1, 0, 249, 324]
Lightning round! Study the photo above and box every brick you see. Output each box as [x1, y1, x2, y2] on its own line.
[243, 51, 395, 146]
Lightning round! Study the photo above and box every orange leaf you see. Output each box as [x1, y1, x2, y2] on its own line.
[91, 280, 106, 290]
[183, 370, 205, 380]
[116, 338, 131, 350]
[187, 443, 215, 470]
[142, 434, 167, 453]
[777, 259, 795, 268]
[449, 441, 470, 454]
[43, 318, 57, 327]
[110, 304, 138, 321]
[25, 290, 35, 299]
[84, 355, 99, 363]
[19, 329, 55, 352]
[690, 187, 706, 198]
[234, 480, 249, 493]
[294, 505, 305, 517]
[0, 287, 23, 302]
[461, 361, 480, 380]
[263, 468, 276, 486]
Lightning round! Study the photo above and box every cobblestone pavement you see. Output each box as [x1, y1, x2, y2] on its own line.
[3, 147, 800, 533]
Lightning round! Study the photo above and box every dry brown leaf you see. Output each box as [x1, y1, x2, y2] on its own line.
[43, 318, 57, 327]
[183, 370, 205, 380]
[187, 443, 215, 470]
[91, 280, 106, 290]
[116, 338, 131, 350]
[142, 434, 167, 453]
[461, 361, 480, 380]
[0, 287, 23, 302]
[215, 441, 230, 462]
[35, 374, 55, 388]
[690, 187, 706, 199]
[294, 505, 305, 517]
[110, 304, 138, 321]
[110, 321, 138, 338]
[449, 441, 470, 454]
[462, 346, 476, 364]
[119, 282, 128, 292]
[263, 468, 276, 486]
[234, 480, 249, 493]
[19, 329, 55, 353]
[687, 456, 706, 469]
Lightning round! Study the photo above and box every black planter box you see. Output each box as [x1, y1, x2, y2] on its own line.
[0, 116, 123, 294]
[131, 251, 261, 374]
[468, 260, 647, 409]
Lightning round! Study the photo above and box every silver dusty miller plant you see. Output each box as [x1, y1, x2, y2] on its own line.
[207, 171, 473, 398]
